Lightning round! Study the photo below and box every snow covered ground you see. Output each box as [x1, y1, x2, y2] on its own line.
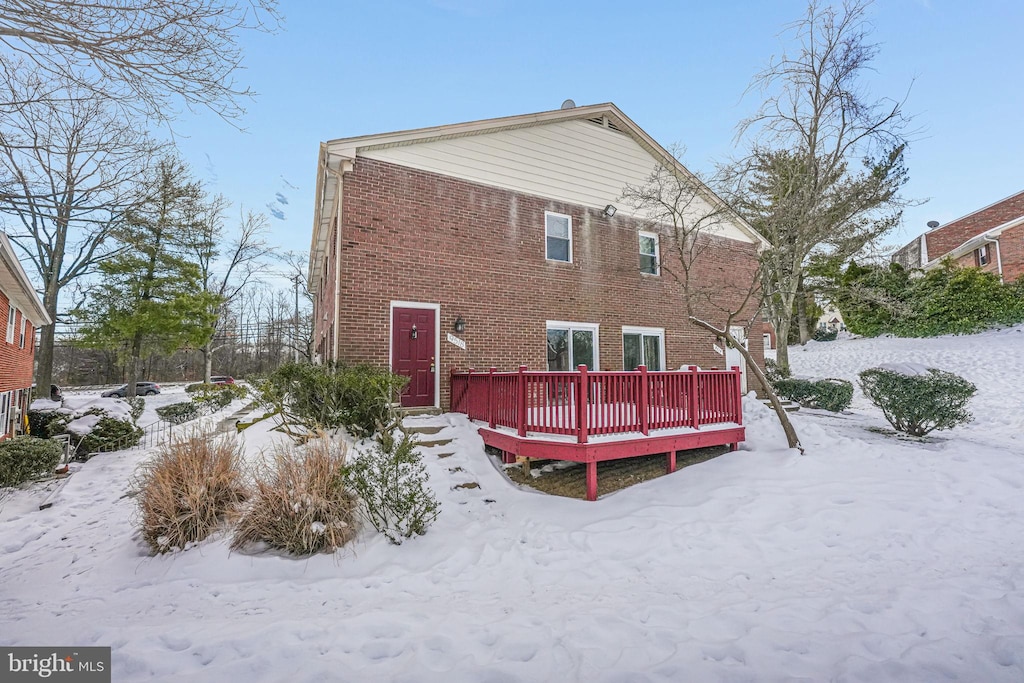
[1, 329, 1023, 682]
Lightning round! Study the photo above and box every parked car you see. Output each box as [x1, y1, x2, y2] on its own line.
[210, 375, 235, 385]
[102, 382, 161, 398]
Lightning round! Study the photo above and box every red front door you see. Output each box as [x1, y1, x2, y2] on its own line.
[392, 307, 436, 407]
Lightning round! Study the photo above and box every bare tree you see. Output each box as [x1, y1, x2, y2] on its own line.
[0, 72, 159, 391]
[0, 0, 281, 123]
[735, 0, 912, 373]
[623, 156, 803, 452]
[189, 198, 272, 382]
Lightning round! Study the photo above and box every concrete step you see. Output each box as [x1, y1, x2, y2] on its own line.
[397, 406, 442, 417]
[417, 438, 454, 448]
[404, 424, 446, 435]
[762, 399, 801, 412]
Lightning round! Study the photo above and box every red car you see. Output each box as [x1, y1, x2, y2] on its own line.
[210, 376, 235, 385]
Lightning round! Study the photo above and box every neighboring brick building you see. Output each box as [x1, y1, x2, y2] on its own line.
[310, 103, 768, 410]
[893, 189, 1024, 282]
[0, 232, 50, 439]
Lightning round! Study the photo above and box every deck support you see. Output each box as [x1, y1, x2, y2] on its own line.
[666, 450, 677, 473]
[585, 461, 597, 501]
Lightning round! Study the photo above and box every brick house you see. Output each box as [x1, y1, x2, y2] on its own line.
[893, 189, 1024, 282]
[0, 232, 50, 439]
[310, 103, 768, 411]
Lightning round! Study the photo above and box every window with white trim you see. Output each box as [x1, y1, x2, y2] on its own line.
[639, 231, 660, 275]
[976, 244, 990, 266]
[19, 315, 25, 349]
[546, 321, 598, 371]
[0, 391, 10, 437]
[5, 306, 14, 344]
[622, 326, 665, 371]
[545, 212, 572, 263]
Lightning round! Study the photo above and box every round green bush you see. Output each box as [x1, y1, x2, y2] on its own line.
[77, 417, 144, 456]
[156, 401, 201, 425]
[0, 436, 63, 487]
[858, 366, 976, 436]
[773, 377, 853, 412]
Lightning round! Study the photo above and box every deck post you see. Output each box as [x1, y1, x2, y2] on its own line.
[732, 365, 743, 425]
[577, 364, 589, 444]
[638, 365, 649, 435]
[667, 450, 677, 473]
[517, 365, 528, 437]
[690, 365, 700, 429]
[488, 367, 496, 429]
[585, 461, 597, 501]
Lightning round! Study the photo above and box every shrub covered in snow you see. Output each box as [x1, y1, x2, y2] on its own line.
[763, 358, 790, 385]
[27, 409, 71, 438]
[232, 435, 358, 555]
[0, 436, 63, 487]
[156, 401, 201, 425]
[135, 432, 249, 554]
[187, 382, 248, 400]
[858, 365, 977, 437]
[257, 362, 408, 438]
[345, 427, 440, 544]
[76, 415, 144, 455]
[812, 328, 838, 342]
[773, 377, 853, 412]
[125, 396, 145, 422]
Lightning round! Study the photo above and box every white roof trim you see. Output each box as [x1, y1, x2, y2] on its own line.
[923, 214, 1024, 270]
[0, 232, 50, 326]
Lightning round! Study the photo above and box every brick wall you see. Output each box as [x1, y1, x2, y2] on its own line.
[999, 224, 1024, 282]
[324, 157, 763, 409]
[924, 190, 1024, 259]
[0, 290, 37, 439]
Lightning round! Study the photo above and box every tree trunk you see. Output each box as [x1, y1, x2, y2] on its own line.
[33, 291, 60, 394]
[775, 315, 792, 375]
[797, 284, 810, 345]
[128, 332, 143, 398]
[203, 343, 213, 383]
[690, 316, 803, 453]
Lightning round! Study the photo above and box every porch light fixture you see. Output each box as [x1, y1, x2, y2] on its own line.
[603, 204, 617, 218]
[453, 316, 466, 334]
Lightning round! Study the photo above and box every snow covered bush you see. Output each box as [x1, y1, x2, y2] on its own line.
[191, 387, 234, 412]
[27, 409, 71, 438]
[858, 365, 977, 437]
[345, 427, 440, 545]
[125, 396, 145, 422]
[258, 362, 408, 438]
[763, 358, 790, 384]
[156, 401, 201, 425]
[773, 377, 853, 412]
[0, 436, 63, 487]
[135, 432, 249, 554]
[232, 435, 358, 555]
[188, 382, 248, 400]
[812, 328, 838, 342]
[76, 414, 144, 455]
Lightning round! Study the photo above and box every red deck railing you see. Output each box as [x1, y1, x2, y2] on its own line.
[450, 365, 743, 443]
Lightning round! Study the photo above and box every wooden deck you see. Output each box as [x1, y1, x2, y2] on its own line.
[451, 365, 745, 500]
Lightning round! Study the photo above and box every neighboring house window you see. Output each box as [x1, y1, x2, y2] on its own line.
[18, 315, 25, 349]
[622, 326, 665, 371]
[546, 321, 598, 371]
[639, 231, 660, 275]
[545, 212, 572, 263]
[976, 244, 990, 266]
[5, 306, 14, 344]
[0, 391, 9, 437]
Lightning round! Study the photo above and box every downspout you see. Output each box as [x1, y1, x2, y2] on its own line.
[984, 236, 1003, 282]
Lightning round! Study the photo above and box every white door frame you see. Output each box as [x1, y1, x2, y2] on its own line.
[388, 300, 441, 409]
[725, 325, 748, 393]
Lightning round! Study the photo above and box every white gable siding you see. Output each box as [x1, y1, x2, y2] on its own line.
[359, 119, 751, 243]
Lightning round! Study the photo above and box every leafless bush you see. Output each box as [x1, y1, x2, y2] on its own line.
[232, 435, 358, 556]
[135, 431, 248, 554]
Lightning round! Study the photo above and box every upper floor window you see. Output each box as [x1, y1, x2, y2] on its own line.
[545, 212, 572, 263]
[976, 244, 990, 266]
[19, 316, 26, 349]
[5, 306, 14, 344]
[639, 231, 660, 275]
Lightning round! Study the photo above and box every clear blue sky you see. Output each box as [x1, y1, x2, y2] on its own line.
[171, 0, 1024, 261]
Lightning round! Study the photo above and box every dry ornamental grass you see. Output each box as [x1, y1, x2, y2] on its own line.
[135, 432, 249, 554]
[231, 435, 358, 556]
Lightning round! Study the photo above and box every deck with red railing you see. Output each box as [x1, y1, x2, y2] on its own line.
[450, 364, 745, 501]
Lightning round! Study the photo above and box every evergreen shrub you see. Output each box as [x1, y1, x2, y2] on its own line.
[858, 366, 976, 436]
[0, 436, 63, 487]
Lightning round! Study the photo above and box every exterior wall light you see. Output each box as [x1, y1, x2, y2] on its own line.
[453, 316, 466, 334]
[603, 204, 617, 218]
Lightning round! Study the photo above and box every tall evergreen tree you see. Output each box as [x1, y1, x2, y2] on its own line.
[76, 157, 219, 397]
